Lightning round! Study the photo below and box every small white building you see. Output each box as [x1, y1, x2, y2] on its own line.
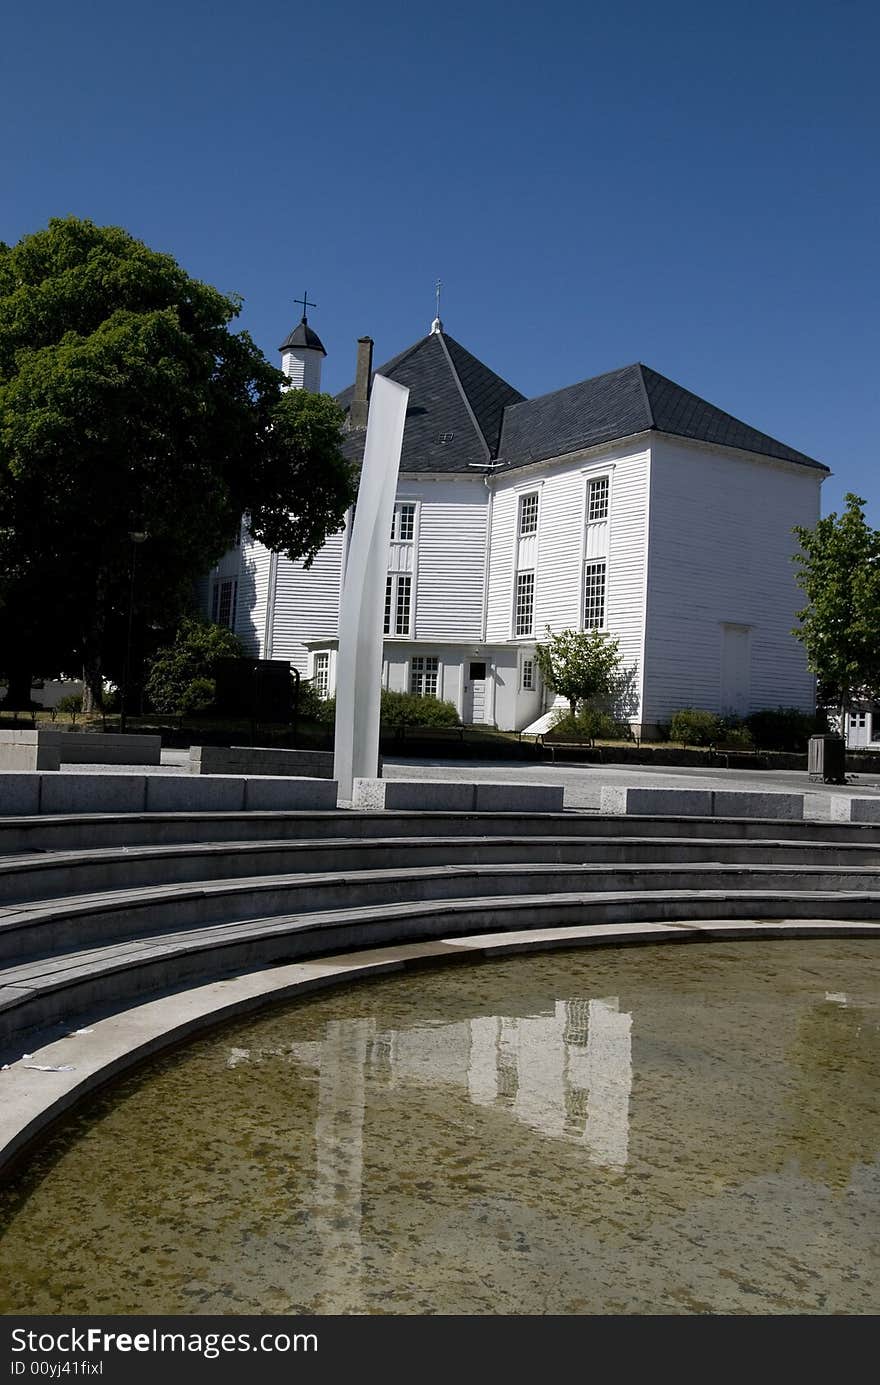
[204, 311, 828, 735]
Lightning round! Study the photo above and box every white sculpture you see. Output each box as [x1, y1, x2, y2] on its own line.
[334, 374, 410, 803]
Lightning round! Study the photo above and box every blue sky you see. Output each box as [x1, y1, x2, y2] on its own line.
[2, 0, 878, 518]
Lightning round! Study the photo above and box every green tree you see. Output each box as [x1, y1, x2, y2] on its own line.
[792, 494, 880, 726]
[534, 627, 631, 718]
[144, 618, 243, 713]
[0, 217, 354, 708]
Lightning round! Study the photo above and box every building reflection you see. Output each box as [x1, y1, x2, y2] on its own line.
[243, 994, 633, 1310]
[284, 994, 633, 1166]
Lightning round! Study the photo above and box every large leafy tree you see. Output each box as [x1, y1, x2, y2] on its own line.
[792, 494, 880, 726]
[0, 217, 354, 707]
[534, 627, 632, 718]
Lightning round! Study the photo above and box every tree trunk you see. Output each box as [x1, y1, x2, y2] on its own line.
[3, 664, 33, 709]
[839, 692, 850, 745]
[81, 570, 107, 715]
[82, 657, 103, 714]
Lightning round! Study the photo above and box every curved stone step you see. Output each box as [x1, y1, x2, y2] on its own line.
[6, 832, 880, 904]
[3, 887, 880, 1056]
[3, 809, 880, 856]
[4, 860, 880, 966]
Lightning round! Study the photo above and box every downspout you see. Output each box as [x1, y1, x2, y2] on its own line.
[263, 551, 278, 659]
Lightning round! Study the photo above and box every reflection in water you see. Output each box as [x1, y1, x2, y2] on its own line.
[0, 940, 878, 1315]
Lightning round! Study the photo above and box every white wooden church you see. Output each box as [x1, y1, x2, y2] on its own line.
[204, 310, 828, 735]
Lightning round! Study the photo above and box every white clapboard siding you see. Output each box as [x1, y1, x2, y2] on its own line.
[485, 485, 519, 639]
[487, 446, 649, 658]
[642, 437, 823, 722]
[233, 534, 272, 657]
[605, 450, 649, 678]
[267, 528, 347, 674]
[410, 477, 488, 641]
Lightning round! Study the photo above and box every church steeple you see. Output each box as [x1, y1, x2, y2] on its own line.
[279, 290, 326, 390]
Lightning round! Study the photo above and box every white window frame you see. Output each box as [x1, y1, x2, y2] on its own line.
[410, 656, 439, 697]
[212, 577, 237, 630]
[391, 502, 416, 542]
[518, 491, 539, 536]
[515, 571, 535, 638]
[583, 559, 606, 630]
[587, 475, 609, 522]
[384, 573, 412, 636]
[313, 652, 330, 699]
[521, 655, 535, 692]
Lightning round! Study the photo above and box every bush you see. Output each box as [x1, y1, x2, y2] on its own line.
[380, 690, 460, 728]
[178, 677, 216, 716]
[669, 708, 721, 746]
[55, 694, 82, 725]
[145, 619, 243, 713]
[550, 707, 633, 743]
[744, 707, 824, 752]
[717, 725, 754, 749]
[296, 680, 336, 724]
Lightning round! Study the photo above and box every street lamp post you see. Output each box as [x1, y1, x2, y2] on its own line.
[120, 531, 147, 735]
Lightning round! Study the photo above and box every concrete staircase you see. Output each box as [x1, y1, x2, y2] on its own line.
[2, 808, 880, 1059]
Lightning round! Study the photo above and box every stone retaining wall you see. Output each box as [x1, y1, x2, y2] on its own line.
[0, 729, 161, 765]
[190, 745, 335, 778]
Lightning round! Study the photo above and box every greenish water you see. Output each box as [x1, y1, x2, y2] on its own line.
[1, 939, 879, 1315]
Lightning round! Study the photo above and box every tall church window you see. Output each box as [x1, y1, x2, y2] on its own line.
[384, 575, 412, 635]
[513, 491, 539, 637]
[584, 561, 606, 629]
[518, 492, 539, 536]
[212, 578, 237, 629]
[588, 476, 609, 522]
[515, 572, 535, 637]
[392, 503, 416, 541]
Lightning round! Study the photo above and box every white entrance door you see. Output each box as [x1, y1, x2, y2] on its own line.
[848, 711, 869, 748]
[464, 661, 487, 723]
[720, 624, 751, 716]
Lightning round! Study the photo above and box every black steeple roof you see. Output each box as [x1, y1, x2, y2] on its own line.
[279, 317, 327, 356]
[336, 330, 525, 473]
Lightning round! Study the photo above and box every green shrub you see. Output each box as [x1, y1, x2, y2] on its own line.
[296, 680, 336, 723]
[550, 707, 633, 743]
[380, 690, 460, 728]
[145, 618, 243, 713]
[178, 677, 216, 716]
[669, 708, 721, 746]
[744, 707, 824, 752]
[717, 725, 754, 749]
[55, 694, 82, 725]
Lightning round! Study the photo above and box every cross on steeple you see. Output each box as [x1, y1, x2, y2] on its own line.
[294, 290, 317, 321]
[431, 278, 444, 334]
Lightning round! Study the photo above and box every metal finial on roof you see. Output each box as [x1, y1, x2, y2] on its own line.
[293, 289, 317, 322]
[430, 278, 443, 334]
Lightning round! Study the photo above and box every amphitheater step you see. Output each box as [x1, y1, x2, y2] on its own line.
[2, 888, 880, 1056]
[6, 833, 880, 905]
[3, 810, 880, 857]
[3, 861, 880, 967]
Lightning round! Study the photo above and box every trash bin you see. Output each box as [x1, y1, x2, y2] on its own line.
[808, 734, 846, 784]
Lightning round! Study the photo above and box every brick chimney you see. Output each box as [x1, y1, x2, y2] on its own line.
[349, 336, 373, 430]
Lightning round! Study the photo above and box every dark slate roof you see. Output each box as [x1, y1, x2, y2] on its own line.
[498, 362, 827, 471]
[279, 317, 327, 355]
[336, 331, 525, 473]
